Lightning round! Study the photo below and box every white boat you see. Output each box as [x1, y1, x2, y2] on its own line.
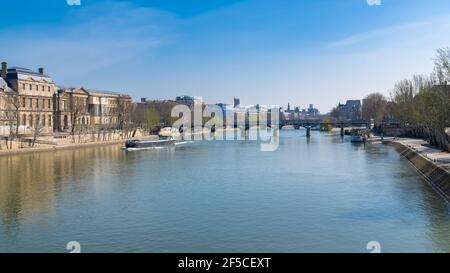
[350, 134, 364, 143]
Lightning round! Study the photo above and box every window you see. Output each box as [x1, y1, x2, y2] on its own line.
[29, 98, 32, 108]
[22, 114, 26, 126]
[22, 98, 26, 108]
[48, 115, 52, 127]
[42, 86, 45, 92]
[29, 84, 32, 90]
[48, 86, 51, 92]
[22, 84, 26, 90]
[48, 99, 51, 109]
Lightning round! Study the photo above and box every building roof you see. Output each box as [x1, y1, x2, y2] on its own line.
[58, 86, 129, 98]
[6, 67, 54, 83]
[85, 88, 120, 96]
[85, 88, 131, 98]
[345, 100, 362, 106]
[0, 77, 13, 92]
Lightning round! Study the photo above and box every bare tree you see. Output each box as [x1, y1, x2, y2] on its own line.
[69, 96, 88, 142]
[4, 91, 21, 138]
[434, 48, 450, 84]
[329, 106, 341, 123]
[362, 93, 389, 126]
[115, 97, 133, 139]
[31, 111, 45, 147]
[387, 49, 450, 151]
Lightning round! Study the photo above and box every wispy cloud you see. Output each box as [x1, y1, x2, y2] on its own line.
[366, 0, 382, 6]
[328, 21, 430, 48]
[0, 1, 178, 82]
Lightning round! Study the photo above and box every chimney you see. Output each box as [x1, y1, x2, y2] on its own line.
[38, 67, 44, 75]
[141, 98, 147, 103]
[1, 62, 7, 80]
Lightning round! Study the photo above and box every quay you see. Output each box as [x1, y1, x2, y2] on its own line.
[383, 138, 450, 201]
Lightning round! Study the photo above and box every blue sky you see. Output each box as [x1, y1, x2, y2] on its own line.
[2, 0, 450, 112]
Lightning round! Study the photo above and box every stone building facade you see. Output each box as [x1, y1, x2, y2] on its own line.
[1, 62, 56, 135]
[54, 87, 132, 132]
[1, 61, 133, 136]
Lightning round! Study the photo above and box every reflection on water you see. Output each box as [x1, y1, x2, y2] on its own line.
[0, 130, 449, 253]
[0, 146, 126, 228]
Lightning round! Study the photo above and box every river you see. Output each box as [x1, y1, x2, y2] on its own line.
[0, 129, 449, 252]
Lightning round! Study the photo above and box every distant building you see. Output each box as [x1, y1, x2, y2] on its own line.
[54, 87, 132, 131]
[234, 97, 240, 108]
[306, 104, 319, 117]
[281, 103, 319, 120]
[176, 95, 195, 107]
[175, 95, 203, 108]
[336, 100, 362, 121]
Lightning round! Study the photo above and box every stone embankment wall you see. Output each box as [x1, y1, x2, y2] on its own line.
[385, 141, 450, 201]
[0, 129, 151, 156]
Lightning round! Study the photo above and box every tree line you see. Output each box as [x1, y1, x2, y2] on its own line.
[361, 48, 450, 151]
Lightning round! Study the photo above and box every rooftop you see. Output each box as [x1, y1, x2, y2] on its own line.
[6, 66, 54, 83]
[85, 88, 124, 97]
[8, 67, 50, 77]
[0, 77, 13, 92]
[58, 86, 130, 98]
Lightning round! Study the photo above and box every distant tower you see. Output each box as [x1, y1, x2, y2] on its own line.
[287, 103, 290, 112]
[234, 97, 240, 107]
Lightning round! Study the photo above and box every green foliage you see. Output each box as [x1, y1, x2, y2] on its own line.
[143, 108, 160, 132]
[320, 118, 333, 132]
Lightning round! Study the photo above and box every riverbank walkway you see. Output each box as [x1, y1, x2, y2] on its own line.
[387, 138, 450, 172]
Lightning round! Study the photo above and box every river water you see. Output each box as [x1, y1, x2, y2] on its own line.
[0, 130, 449, 253]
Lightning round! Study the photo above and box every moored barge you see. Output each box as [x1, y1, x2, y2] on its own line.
[125, 137, 176, 149]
